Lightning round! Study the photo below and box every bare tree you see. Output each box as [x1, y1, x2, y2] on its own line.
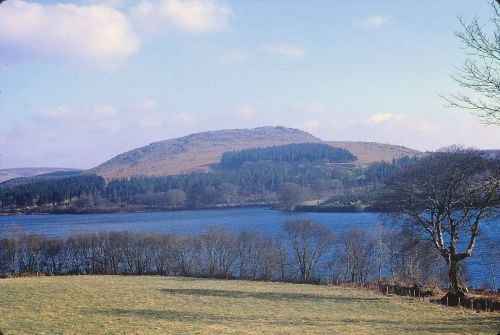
[384, 228, 442, 285]
[202, 227, 237, 278]
[0, 236, 17, 274]
[165, 189, 186, 208]
[218, 182, 239, 206]
[102, 232, 125, 275]
[150, 234, 177, 275]
[336, 230, 376, 283]
[478, 233, 499, 290]
[236, 232, 280, 280]
[258, 237, 282, 281]
[284, 219, 333, 282]
[274, 237, 291, 281]
[237, 231, 262, 280]
[279, 183, 308, 211]
[385, 147, 499, 296]
[18, 233, 46, 274]
[41, 239, 66, 275]
[172, 235, 201, 277]
[444, 1, 500, 124]
[121, 233, 153, 275]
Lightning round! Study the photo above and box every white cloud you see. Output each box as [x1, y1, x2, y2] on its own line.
[125, 98, 158, 113]
[173, 112, 196, 126]
[94, 105, 118, 117]
[84, 0, 124, 7]
[315, 112, 499, 152]
[40, 107, 72, 118]
[354, 15, 387, 29]
[141, 99, 158, 110]
[302, 120, 321, 132]
[262, 44, 306, 60]
[140, 115, 166, 128]
[237, 106, 257, 119]
[219, 50, 247, 64]
[139, 112, 196, 128]
[133, 98, 158, 112]
[0, 104, 131, 168]
[130, 0, 232, 34]
[99, 119, 122, 133]
[369, 112, 406, 123]
[284, 102, 326, 115]
[41, 105, 119, 120]
[0, 0, 140, 68]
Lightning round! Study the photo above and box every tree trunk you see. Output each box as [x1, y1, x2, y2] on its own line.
[447, 256, 468, 295]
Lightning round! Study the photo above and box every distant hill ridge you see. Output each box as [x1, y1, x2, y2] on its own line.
[0, 168, 82, 184]
[89, 126, 420, 180]
[0, 170, 83, 188]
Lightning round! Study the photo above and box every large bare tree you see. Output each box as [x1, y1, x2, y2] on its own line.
[445, 1, 500, 124]
[385, 147, 499, 296]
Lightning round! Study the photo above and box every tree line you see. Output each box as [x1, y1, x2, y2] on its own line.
[0, 155, 414, 212]
[0, 219, 452, 287]
[0, 175, 105, 209]
[219, 143, 357, 169]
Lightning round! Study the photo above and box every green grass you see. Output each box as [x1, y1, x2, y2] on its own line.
[0, 276, 498, 334]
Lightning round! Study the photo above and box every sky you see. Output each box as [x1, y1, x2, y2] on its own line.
[0, 0, 499, 169]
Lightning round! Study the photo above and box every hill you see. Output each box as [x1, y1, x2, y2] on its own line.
[0, 127, 424, 213]
[89, 127, 419, 179]
[89, 126, 321, 179]
[0, 276, 496, 334]
[0, 167, 82, 183]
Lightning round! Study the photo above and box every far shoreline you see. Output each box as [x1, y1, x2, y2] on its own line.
[0, 203, 387, 216]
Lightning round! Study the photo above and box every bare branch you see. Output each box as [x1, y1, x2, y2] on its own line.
[445, 1, 500, 125]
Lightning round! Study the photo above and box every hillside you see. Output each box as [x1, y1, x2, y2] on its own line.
[328, 141, 421, 165]
[0, 276, 496, 334]
[89, 127, 419, 179]
[0, 167, 82, 183]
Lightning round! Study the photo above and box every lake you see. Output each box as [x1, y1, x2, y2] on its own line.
[0, 208, 387, 237]
[0, 207, 497, 288]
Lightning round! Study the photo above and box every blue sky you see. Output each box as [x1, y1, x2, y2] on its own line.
[0, 0, 499, 169]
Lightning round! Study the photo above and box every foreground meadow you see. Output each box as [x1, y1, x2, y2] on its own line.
[0, 276, 498, 334]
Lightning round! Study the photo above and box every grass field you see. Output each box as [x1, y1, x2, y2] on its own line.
[0, 276, 498, 334]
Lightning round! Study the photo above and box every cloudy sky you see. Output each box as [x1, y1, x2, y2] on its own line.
[1, 0, 499, 169]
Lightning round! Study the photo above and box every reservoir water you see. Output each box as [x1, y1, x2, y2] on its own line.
[0, 208, 386, 237]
